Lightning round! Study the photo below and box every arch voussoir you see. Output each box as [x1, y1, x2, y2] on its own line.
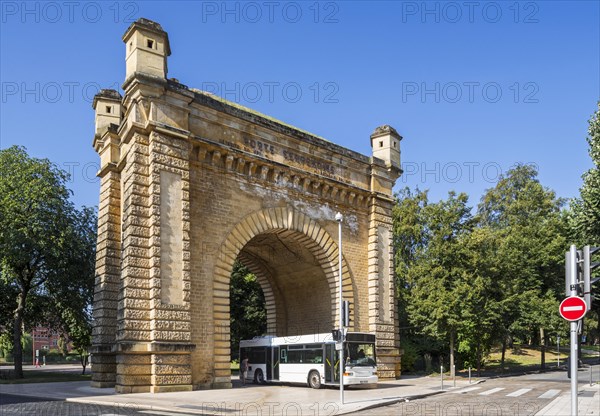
[205, 205, 366, 389]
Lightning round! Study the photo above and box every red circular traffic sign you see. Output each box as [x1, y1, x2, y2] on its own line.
[559, 296, 587, 321]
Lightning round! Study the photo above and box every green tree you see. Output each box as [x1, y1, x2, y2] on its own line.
[230, 261, 266, 360]
[53, 205, 96, 374]
[455, 227, 502, 374]
[67, 316, 92, 374]
[57, 335, 68, 357]
[570, 102, 600, 345]
[572, 102, 600, 245]
[0, 146, 96, 378]
[395, 189, 475, 376]
[477, 164, 567, 370]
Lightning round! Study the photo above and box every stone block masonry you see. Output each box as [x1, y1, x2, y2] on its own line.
[91, 17, 403, 392]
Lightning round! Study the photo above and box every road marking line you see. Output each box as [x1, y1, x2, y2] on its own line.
[506, 388, 532, 397]
[452, 386, 481, 394]
[479, 387, 505, 396]
[563, 306, 584, 311]
[139, 411, 195, 416]
[538, 389, 561, 399]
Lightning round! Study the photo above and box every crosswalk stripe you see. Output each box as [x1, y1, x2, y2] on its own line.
[506, 388, 532, 397]
[453, 386, 482, 394]
[538, 389, 561, 399]
[479, 387, 505, 396]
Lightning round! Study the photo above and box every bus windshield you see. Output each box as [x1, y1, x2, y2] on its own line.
[346, 342, 376, 367]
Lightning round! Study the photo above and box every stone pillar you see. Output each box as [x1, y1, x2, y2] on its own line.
[115, 132, 154, 393]
[146, 130, 194, 393]
[114, 129, 195, 393]
[91, 168, 121, 387]
[91, 90, 122, 388]
[369, 125, 403, 379]
[367, 195, 400, 379]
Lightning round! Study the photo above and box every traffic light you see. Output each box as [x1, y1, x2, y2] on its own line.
[332, 329, 342, 342]
[583, 246, 600, 310]
[342, 300, 352, 327]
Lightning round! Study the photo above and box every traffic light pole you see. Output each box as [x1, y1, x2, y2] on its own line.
[568, 245, 578, 416]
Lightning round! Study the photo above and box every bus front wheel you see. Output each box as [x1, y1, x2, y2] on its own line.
[254, 369, 265, 384]
[308, 370, 322, 389]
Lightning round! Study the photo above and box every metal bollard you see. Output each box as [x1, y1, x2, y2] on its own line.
[591, 366, 593, 386]
[469, 367, 471, 384]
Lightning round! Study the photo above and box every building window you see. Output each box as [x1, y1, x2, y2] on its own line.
[147, 39, 154, 49]
[379, 141, 383, 148]
[106, 106, 112, 114]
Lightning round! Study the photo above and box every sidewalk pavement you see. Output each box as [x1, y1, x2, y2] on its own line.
[16, 364, 83, 372]
[0, 374, 481, 415]
[536, 382, 600, 416]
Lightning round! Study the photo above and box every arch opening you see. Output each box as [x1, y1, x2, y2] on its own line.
[212, 207, 357, 387]
[235, 229, 334, 338]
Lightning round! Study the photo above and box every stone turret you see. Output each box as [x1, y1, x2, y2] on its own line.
[122, 18, 171, 81]
[370, 125, 402, 169]
[92, 89, 122, 138]
[92, 89, 122, 170]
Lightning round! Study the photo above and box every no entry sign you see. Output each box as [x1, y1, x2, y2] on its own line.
[559, 296, 587, 321]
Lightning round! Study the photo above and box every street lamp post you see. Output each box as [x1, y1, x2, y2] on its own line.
[335, 212, 344, 405]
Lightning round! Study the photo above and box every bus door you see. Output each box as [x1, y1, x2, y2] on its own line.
[325, 344, 337, 383]
[271, 347, 279, 380]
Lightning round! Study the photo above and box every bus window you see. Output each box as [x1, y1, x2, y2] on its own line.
[287, 350, 303, 363]
[303, 348, 321, 364]
[240, 347, 268, 365]
[346, 343, 376, 366]
[280, 349, 287, 364]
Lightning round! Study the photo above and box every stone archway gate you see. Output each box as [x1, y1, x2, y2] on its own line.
[91, 18, 402, 393]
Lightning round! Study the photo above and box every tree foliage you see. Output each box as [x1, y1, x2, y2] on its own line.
[394, 165, 568, 374]
[0, 146, 96, 377]
[571, 102, 600, 245]
[230, 261, 266, 360]
[569, 102, 600, 346]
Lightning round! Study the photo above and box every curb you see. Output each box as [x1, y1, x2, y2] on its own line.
[342, 390, 445, 415]
[343, 381, 488, 415]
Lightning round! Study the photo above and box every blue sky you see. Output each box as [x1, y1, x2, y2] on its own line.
[1, 1, 598, 209]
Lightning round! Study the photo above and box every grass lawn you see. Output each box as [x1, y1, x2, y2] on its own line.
[231, 361, 239, 375]
[484, 345, 598, 373]
[0, 370, 91, 384]
[485, 346, 563, 371]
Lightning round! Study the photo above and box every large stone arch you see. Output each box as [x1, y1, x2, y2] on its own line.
[214, 207, 356, 339]
[90, 18, 402, 393]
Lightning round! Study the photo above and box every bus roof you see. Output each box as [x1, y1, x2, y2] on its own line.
[239, 332, 375, 348]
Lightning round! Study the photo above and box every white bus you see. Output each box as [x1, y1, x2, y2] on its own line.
[239, 332, 377, 389]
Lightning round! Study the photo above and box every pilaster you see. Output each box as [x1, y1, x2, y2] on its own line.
[90, 164, 121, 387]
[367, 194, 400, 379]
[115, 132, 153, 393]
[147, 130, 194, 392]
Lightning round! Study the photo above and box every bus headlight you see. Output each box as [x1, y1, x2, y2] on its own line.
[344, 372, 353, 376]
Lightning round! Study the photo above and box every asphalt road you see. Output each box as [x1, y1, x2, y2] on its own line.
[0, 365, 597, 415]
[356, 364, 600, 416]
[0, 395, 196, 416]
